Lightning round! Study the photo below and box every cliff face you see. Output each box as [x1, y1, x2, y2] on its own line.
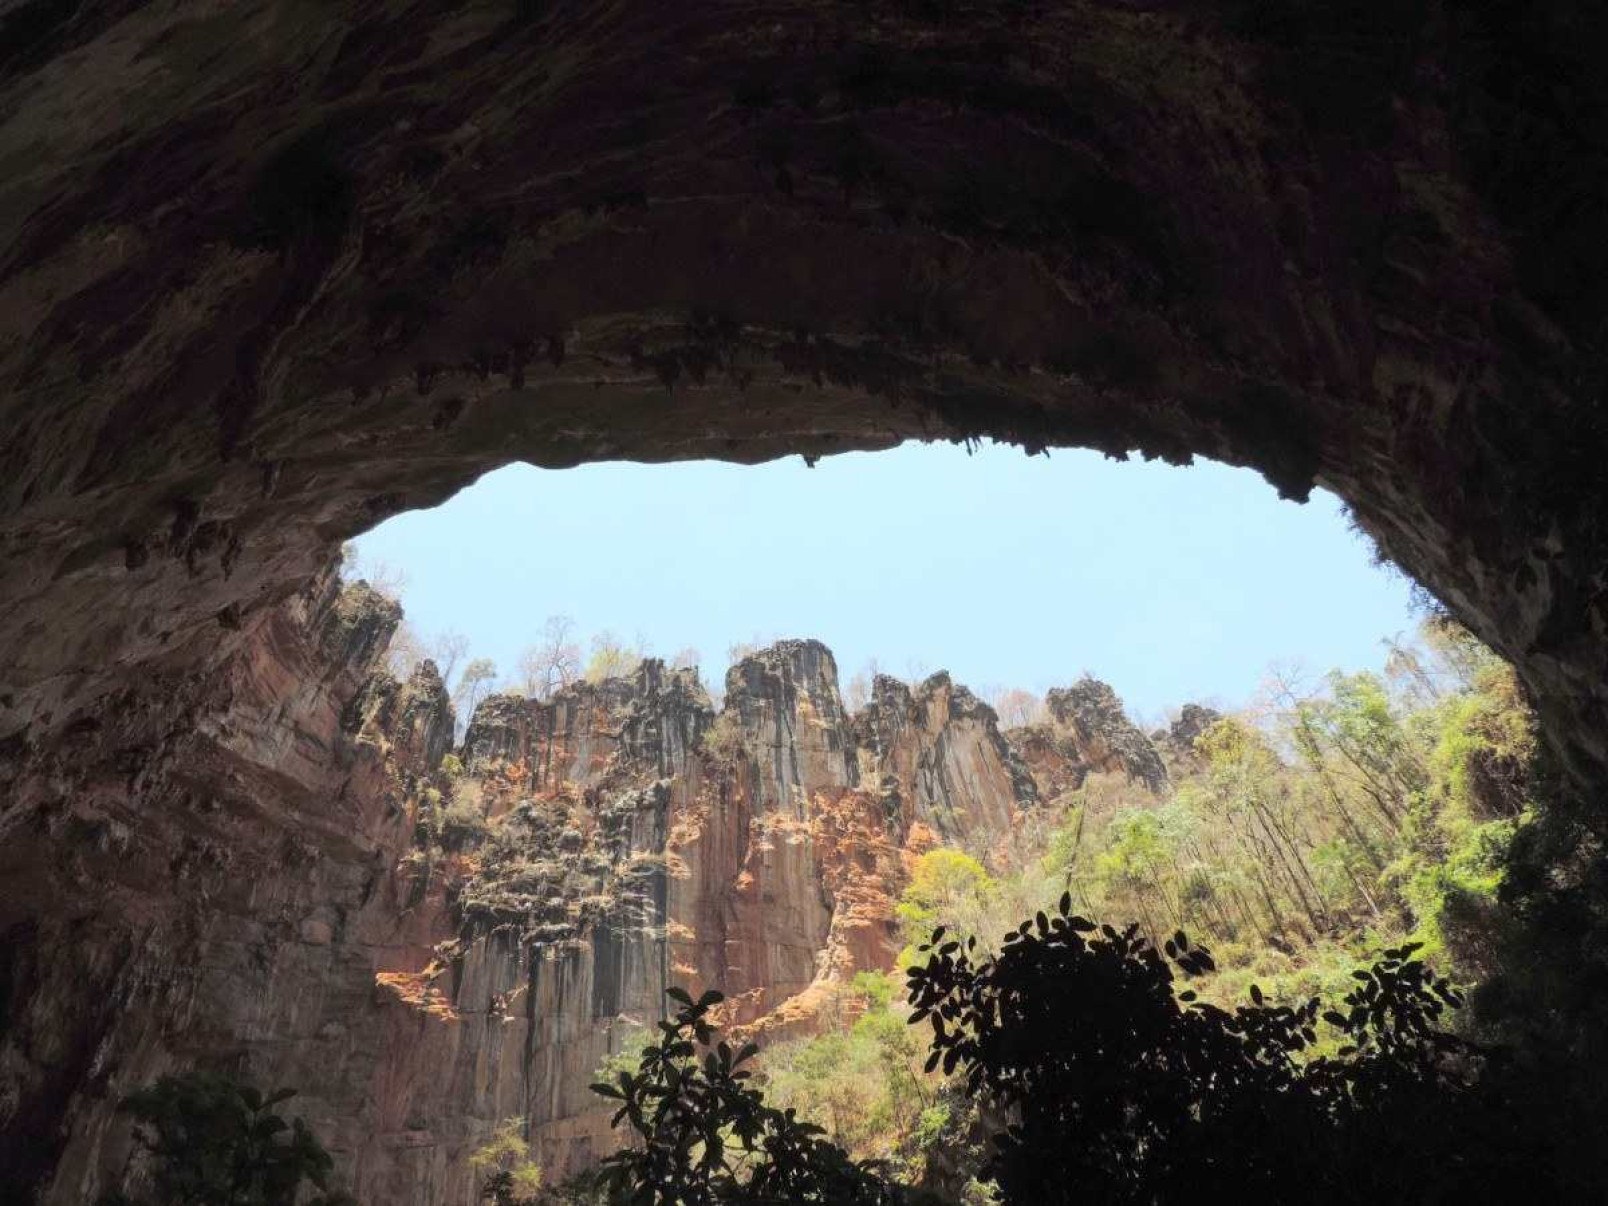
[1005, 676, 1172, 806]
[0, 571, 439, 1202]
[857, 672, 1039, 842]
[0, 599, 1053, 1202]
[391, 640, 1041, 1184]
[1046, 680, 1170, 793]
[368, 638, 1046, 1189]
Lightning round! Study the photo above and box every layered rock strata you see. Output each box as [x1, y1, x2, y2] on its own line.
[0, 571, 443, 1201]
[7, 597, 1142, 1202]
[364, 638, 1055, 1187]
[1005, 677, 1172, 805]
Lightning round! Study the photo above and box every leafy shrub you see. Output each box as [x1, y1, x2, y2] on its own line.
[104, 1072, 352, 1206]
[471, 1119, 543, 1204]
[591, 988, 901, 1203]
[758, 974, 928, 1177]
[903, 895, 1506, 1204]
[699, 713, 747, 767]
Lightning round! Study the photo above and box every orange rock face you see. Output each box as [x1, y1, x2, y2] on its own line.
[366, 640, 1045, 1191]
[0, 596, 1044, 1202]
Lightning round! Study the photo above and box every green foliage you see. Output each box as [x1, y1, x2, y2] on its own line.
[1003, 619, 1536, 999]
[593, 1025, 653, 1087]
[849, 970, 896, 1011]
[581, 617, 1604, 1201]
[1091, 806, 1194, 911]
[593, 901, 1552, 1203]
[904, 901, 1504, 1203]
[106, 1072, 352, 1206]
[470, 1119, 543, 1204]
[699, 712, 747, 767]
[1039, 805, 1084, 876]
[910, 1104, 949, 1154]
[894, 850, 996, 959]
[591, 988, 901, 1204]
[758, 975, 927, 1176]
[667, 619, 1546, 1199]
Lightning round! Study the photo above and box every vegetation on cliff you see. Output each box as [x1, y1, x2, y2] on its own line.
[108, 599, 1581, 1203]
[735, 615, 1538, 1197]
[341, 582, 1554, 1201]
[596, 912, 1514, 1205]
[103, 1074, 352, 1206]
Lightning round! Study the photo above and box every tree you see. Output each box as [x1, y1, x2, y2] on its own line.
[1194, 716, 1331, 935]
[105, 1072, 353, 1206]
[991, 689, 1043, 730]
[339, 549, 408, 602]
[754, 974, 931, 1175]
[727, 637, 767, 666]
[385, 624, 468, 684]
[670, 646, 701, 672]
[592, 989, 900, 1204]
[592, 902, 1529, 1206]
[519, 615, 581, 700]
[470, 1119, 543, 1205]
[845, 673, 871, 714]
[385, 620, 426, 678]
[585, 630, 640, 683]
[455, 658, 498, 726]
[904, 901, 1500, 1205]
[895, 849, 997, 950]
[842, 660, 882, 714]
[1091, 807, 1196, 939]
[430, 630, 470, 687]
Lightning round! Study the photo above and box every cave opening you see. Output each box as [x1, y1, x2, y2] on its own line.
[343, 441, 1423, 727]
[5, 0, 1608, 1198]
[258, 439, 1527, 1195]
[0, 406, 1589, 1205]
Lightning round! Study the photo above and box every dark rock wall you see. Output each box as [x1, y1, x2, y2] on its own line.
[0, 599, 1052, 1201]
[1046, 679, 1170, 793]
[0, 572, 448, 1202]
[1, 1, 1605, 798]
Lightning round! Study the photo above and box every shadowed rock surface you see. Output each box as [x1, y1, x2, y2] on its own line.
[1047, 678, 1170, 793]
[1168, 703, 1224, 754]
[857, 671, 1040, 840]
[0, 584, 1048, 1201]
[1, 1, 1606, 794]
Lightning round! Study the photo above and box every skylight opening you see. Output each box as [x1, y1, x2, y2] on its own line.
[343, 440, 1422, 731]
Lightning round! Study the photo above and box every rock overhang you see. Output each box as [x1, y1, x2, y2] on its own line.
[1, 0, 1605, 792]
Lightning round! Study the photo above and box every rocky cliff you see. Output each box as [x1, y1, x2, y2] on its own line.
[1003, 676, 1173, 809]
[0, 569, 437, 1201]
[383, 639, 1052, 1186]
[7, 589, 1173, 1202]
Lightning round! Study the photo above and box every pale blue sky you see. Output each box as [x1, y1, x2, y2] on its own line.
[350, 442, 1420, 723]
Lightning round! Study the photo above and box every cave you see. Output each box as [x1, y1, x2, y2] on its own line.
[2, 1, 1606, 1201]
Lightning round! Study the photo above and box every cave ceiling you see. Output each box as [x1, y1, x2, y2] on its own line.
[1, 0, 1605, 785]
